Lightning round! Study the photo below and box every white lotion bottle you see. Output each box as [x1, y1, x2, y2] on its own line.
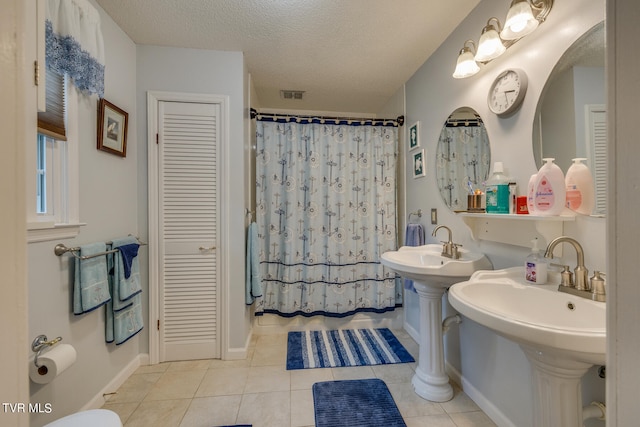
[525, 238, 548, 284]
[534, 158, 566, 216]
[565, 158, 595, 215]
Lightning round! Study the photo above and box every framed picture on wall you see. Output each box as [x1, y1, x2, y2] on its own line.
[97, 98, 128, 157]
[409, 121, 420, 151]
[413, 149, 426, 178]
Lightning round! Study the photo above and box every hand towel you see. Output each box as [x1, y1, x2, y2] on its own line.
[107, 293, 144, 345]
[73, 242, 111, 314]
[106, 236, 143, 344]
[404, 223, 425, 293]
[245, 222, 263, 304]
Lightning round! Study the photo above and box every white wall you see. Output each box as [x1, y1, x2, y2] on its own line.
[28, 2, 140, 426]
[135, 45, 251, 353]
[403, 0, 606, 426]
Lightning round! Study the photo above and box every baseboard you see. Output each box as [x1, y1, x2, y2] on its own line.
[403, 320, 419, 344]
[445, 361, 462, 388]
[224, 332, 251, 360]
[81, 353, 148, 411]
[458, 373, 517, 427]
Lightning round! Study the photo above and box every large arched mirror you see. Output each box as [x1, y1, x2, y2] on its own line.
[436, 107, 491, 211]
[533, 21, 605, 216]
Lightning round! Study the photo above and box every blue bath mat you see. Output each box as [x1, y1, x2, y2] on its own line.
[313, 379, 406, 427]
[286, 328, 414, 370]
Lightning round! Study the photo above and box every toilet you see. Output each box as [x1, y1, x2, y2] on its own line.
[43, 409, 122, 427]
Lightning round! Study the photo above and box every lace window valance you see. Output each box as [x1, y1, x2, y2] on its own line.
[46, 0, 105, 97]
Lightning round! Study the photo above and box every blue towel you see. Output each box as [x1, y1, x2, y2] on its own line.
[73, 242, 111, 314]
[404, 223, 425, 293]
[111, 237, 141, 302]
[118, 244, 139, 279]
[106, 236, 143, 344]
[245, 222, 262, 304]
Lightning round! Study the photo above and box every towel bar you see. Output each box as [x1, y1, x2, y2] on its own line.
[54, 236, 147, 260]
[408, 209, 422, 223]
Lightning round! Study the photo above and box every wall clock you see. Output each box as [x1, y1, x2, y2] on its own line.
[488, 68, 528, 117]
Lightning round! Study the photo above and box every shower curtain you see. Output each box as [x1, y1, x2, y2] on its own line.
[254, 117, 402, 317]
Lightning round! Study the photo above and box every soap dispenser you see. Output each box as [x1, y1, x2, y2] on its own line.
[525, 238, 548, 284]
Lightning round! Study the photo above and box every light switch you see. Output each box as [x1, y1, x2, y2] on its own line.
[431, 208, 437, 224]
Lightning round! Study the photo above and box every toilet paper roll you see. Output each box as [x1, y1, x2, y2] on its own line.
[29, 344, 77, 384]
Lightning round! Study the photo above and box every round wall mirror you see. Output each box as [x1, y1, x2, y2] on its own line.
[436, 107, 491, 211]
[532, 21, 605, 216]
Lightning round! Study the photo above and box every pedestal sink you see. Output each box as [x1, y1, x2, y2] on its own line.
[448, 267, 606, 427]
[380, 243, 492, 402]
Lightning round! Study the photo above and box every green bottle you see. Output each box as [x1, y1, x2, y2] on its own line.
[485, 162, 510, 214]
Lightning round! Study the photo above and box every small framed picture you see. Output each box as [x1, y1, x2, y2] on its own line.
[413, 149, 426, 178]
[97, 98, 128, 157]
[409, 121, 420, 151]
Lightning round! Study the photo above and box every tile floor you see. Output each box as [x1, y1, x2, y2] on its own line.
[102, 329, 497, 427]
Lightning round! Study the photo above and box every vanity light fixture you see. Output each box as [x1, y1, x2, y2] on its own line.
[501, 0, 539, 39]
[452, 40, 480, 79]
[474, 18, 506, 62]
[454, 0, 553, 78]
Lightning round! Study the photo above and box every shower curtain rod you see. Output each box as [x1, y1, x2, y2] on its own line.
[445, 116, 483, 127]
[250, 108, 404, 127]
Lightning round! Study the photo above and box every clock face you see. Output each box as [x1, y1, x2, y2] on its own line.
[488, 69, 528, 117]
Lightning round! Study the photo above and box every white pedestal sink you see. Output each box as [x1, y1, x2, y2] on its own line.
[381, 244, 492, 402]
[448, 267, 606, 427]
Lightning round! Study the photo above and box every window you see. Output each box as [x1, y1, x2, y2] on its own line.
[36, 134, 67, 221]
[28, 71, 81, 242]
[28, 0, 84, 242]
[36, 134, 49, 215]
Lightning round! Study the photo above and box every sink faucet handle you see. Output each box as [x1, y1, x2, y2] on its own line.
[590, 271, 606, 302]
[451, 243, 462, 260]
[551, 263, 574, 287]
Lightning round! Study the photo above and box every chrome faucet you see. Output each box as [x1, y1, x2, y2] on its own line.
[432, 225, 461, 259]
[544, 236, 605, 302]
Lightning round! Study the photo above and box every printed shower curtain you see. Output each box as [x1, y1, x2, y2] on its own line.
[254, 118, 402, 317]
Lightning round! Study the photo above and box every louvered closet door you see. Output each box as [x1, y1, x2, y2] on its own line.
[586, 105, 607, 216]
[158, 101, 220, 361]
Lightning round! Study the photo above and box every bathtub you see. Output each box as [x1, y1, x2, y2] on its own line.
[251, 308, 405, 335]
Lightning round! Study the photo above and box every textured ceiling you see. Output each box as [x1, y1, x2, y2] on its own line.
[95, 0, 480, 114]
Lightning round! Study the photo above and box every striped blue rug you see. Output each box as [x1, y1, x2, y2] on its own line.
[286, 328, 414, 370]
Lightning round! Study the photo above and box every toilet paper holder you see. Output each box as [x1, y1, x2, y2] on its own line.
[32, 334, 63, 368]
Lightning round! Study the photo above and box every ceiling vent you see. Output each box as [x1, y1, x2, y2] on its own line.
[280, 90, 305, 100]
